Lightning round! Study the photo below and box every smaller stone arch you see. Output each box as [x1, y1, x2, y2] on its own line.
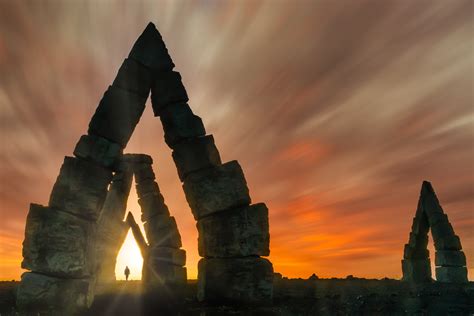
[402, 181, 468, 283]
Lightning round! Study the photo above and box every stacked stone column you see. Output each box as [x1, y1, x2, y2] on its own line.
[16, 24, 159, 314]
[150, 59, 273, 303]
[95, 167, 134, 284]
[402, 181, 468, 283]
[124, 154, 187, 291]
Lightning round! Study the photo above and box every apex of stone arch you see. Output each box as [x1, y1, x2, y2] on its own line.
[128, 22, 175, 71]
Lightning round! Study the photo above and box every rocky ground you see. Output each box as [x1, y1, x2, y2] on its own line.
[1, 278, 473, 315]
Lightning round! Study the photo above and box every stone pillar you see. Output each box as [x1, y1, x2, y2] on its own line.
[148, 30, 273, 302]
[17, 23, 157, 313]
[124, 154, 187, 292]
[95, 167, 133, 284]
[402, 181, 468, 284]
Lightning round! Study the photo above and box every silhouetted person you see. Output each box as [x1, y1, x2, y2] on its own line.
[124, 266, 130, 281]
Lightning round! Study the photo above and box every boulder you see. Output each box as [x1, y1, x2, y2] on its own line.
[73, 134, 122, 168]
[112, 58, 153, 97]
[16, 272, 95, 314]
[197, 203, 270, 257]
[150, 71, 188, 115]
[172, 135, 222, 181]
[128, 22, 174, 71]
[159, 103, 206, 146]
[49, 156, 112, 221]
[434, 234, 462, 250]
[435, 250, 467, 267]
[88, 86, 146, 147]
[134, 164, 156, 183]
[197, 257, 273, 303]
[435, 266, 468, 283]
[183, 161, 251, 220]
[136, 179, 160, 197]
[21, 204, 96, 278]
[138, 193, 170, 222]
[401, 259, 432, 283]
[148, 246, 186, 266]
[144, 215, 182, 248]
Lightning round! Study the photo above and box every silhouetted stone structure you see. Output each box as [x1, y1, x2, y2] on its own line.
[18, 22, 273, 313]
[402, 181, 468, 283]
[95, 167, 133, 283]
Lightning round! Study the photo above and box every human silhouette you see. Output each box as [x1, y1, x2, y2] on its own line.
[124, 266, 130, 281]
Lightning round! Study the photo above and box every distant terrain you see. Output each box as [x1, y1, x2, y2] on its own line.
[1, 278, 473, 315]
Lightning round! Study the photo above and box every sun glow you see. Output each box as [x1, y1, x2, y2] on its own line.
[115, 230, 143, 280]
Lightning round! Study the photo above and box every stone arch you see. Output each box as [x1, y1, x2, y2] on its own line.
[17, 22, 273, 314]
[402, 181, 468, 283]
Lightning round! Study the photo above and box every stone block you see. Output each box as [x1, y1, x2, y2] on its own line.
[16, 272, 95, 314]
[401, 259, 432, 283]
[143, 261, 187, 287]
[431, 221, 455, 243]
[427, 213, 448, 227]
[197, 203, 270, 257]
[420, 181, 444, 215]
[21, 204, 96, 278]
[411, 214, 429, 235]
[172, 135, 222, 181]
[134, 164, 156, 183]
[197, 257, 273, 303]
[160, 103, 206, 146]
[403, 244, 429, 260]
[112, 58, 153, 97]
[88, 86, 146, 147]
[408, 232, 428, 248]
[136, 179, 160, 198]
[151, 71, 188, 115]
[128, 22, 174, 71]
[122, 153, 153, 165]
[49, 156, 112, 221]
[148, 246, 186, 266]
[138, 193, 170, 222]
[435, 250, 466, 267]
[145, 215, 182, 248]
[183, 161, 251, 220]
[435, 266, 468, 283]
[73, 134, 122, 168]
[434, 234, 462, 250]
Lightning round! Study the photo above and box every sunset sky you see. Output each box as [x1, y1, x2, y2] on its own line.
[0, 1, 472, 281]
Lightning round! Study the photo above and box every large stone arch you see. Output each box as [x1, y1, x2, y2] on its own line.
[402, 181, 468, 283]
[16, 22, 272, 314]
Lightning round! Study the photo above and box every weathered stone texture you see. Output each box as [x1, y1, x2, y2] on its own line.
[197, 257, 273, 303]
[401, 259, 432, 283]
[16, 272, 95, 314]
[138, 193, 170, 222]
[403, 244, 429, 260]
[112, 58, 153, 97]
[148, 247, 186, 267]
[160, 103, 205, 146]
[122, 153, 153, 165]
[88, 86, 146, 147]
[197, 203, 269, 257]
[143, 260, 187, 287]
[434, 234, 462, 250]
[172, 135, 221, 181]
[151, 71, 188, 115]
[183, 161, 251, 220]
[407, 232, 428, 249]
[136, 179, 160, 197]
[144, 215, 182, 248]
[21, 204, 96, 278]
[435, 250, 467, 267]
[49, 156, 112, 221]
[134, 164, 156, 183]
[73, 134, 122, 168]
[435, 266, 468, 283]
[128, 22, 174, 71]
